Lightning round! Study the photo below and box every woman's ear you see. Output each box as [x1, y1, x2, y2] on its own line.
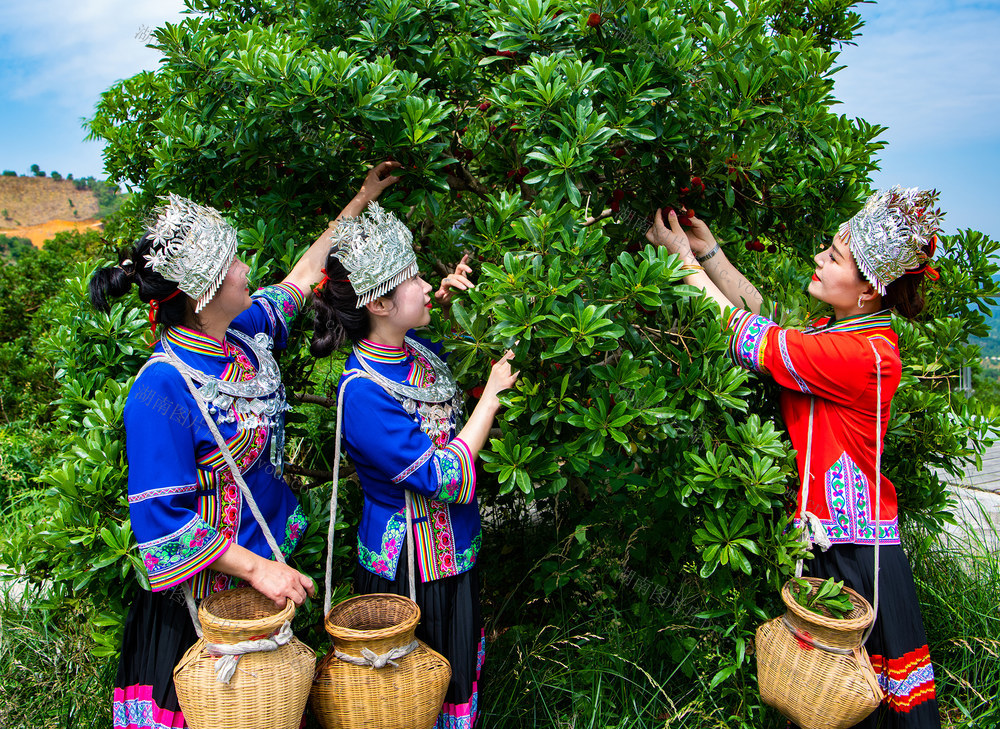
[366, 297, 392, 319]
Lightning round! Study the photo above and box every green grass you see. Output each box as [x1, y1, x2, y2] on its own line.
[907, 506, 1000, 728]
[1, 500, 996, 728]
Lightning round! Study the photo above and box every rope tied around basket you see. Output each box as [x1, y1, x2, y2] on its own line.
[333, 640, 420, 669]
[206, 621, 295, 684]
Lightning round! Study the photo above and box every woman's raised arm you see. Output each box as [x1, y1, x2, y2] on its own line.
[283, 160, 402, 296]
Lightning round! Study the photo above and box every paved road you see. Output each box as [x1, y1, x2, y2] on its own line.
[938, 443, 1000, 555]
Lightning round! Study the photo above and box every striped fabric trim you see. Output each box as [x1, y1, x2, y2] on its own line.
[778, 329, 811, 394]
[128, 483, 197, 504]
[821, 310, 892, 335]
[433, 439, 476, 504]
[162, 326, 227, 357]
[113, 685, 185, 729]
[140, 516, 231, 592]
[392, 444, 436, 484]
[410, 492, 438, 581]
[198, 427, 257, 470]
[357, 339, 409, 363]
[252, 282, 305, 336]
[871, 646, 937, 713]
[726, 309, 776, 374]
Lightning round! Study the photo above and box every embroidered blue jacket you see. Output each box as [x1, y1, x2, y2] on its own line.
[339, 334, 480, 582]
[124, 283, 308, 598]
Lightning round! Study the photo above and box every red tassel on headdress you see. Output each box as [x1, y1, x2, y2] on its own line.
[148, 289, 182, 344]
[903, 235, 940, 282]
[316, 267, 331, 292]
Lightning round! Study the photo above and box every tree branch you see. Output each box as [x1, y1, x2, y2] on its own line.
[293, 392, 336, 408]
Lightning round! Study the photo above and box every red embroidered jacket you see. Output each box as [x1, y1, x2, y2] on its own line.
[727, 309, 902, 545]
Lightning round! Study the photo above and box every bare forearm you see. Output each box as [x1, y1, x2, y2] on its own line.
[701, 249, 763, 314]
[456, 396, 501, 458]
[211, 542, 268, 582]
[284, 194, 370, 295]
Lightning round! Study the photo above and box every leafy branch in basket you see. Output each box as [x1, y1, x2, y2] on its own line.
[791, 578, 856, 619]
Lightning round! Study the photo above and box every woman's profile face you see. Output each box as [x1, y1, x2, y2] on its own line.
[213, 258, 254, 319]
[383, 274, 433, 330]
[807, 233, 870, 311]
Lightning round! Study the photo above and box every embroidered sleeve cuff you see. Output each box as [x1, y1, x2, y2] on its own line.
[726, 309, 776, 374]
[139, 515, 231, 591]
[253, 282, 306, 333]
[432, 438, 476, 504]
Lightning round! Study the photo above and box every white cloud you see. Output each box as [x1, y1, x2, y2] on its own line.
[0, 0, 188, 110]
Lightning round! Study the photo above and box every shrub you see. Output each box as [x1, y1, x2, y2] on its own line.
[4, 0, 997, 725]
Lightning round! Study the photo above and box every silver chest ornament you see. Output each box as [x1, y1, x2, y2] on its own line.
[161, 329, 290, 473]
[354, 337, 464, 441]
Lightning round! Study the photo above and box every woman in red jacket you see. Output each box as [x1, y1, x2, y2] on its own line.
[647, 188, 942, 728]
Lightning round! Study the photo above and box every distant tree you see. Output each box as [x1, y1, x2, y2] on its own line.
[0, 234, 35, 261]
[50, 171, 62, 181]
[66, 173, 74, 181]
[30, 164, 45, 177]
[2, 170, 16, 177]
[2, 209, 8, 219]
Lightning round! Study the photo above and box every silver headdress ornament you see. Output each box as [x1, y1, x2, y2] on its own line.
[839, 186, 944, 295]
[144, 193, 240, 313]
[328, 201, 418, 307]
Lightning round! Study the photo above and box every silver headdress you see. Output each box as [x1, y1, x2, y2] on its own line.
[839, 186, 944, 295]
[144, 193, 240, 313]
[328, 201, 418, 307]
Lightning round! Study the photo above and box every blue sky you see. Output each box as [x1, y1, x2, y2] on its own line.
[0, 0, 997, 239]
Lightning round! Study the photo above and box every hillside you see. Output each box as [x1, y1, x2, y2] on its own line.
[0, 176, 100, 228]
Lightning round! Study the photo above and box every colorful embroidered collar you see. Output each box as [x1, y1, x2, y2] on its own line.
[163, 326, 229, 358]
[356, 339, 410, 364]
[812, 310, 892, 336]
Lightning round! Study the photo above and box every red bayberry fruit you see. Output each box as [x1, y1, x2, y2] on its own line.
[613, 148, 627, 159]
[752, 239, 765, 252]
[767, 244, 777, 253]
[745, 240, 754, 252]
[691, 176, 704, 190]
[314, 206, 323, 215]
[506, 170, 516, 178]
[612, 189, 625, 201]
[223, 200, 232, 209]
[478, 102, 491, 112]
[610, 200, 621, 213]
[778, 223, 787, 232]
[460, 126, 468, 134]
[587, 13, 602, 27]
[456, 192, 463, 199]
[510, 122, 523, 132]
[489, 124, 497, 133]
[470, 385, 485, 399]
[680, 186, 690, 195]
[553, 10, 563, 17]
[496, 50, 516, 58]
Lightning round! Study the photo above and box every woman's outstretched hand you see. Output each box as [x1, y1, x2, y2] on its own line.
[356, 160, 403, 203]
[646, 208, 696, 263]
[679, 208, 719, 258]
[481, 350, 519, 406]
[435, 254, 475, 306]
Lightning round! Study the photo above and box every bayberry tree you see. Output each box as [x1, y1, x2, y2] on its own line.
[16, 0, 998, 724]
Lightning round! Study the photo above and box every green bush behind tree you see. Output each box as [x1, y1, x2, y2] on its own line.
[4, 0, 1000, 725]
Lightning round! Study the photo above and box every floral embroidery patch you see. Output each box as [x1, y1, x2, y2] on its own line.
[811, 452, 900, 544]
[359, 508, 407, 576]
[280, 505, 308, 557]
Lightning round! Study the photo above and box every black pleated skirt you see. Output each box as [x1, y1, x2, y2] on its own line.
[802, 543, 941, 729]
[113, 587, 197, 728]
[354, 541, 484, 728]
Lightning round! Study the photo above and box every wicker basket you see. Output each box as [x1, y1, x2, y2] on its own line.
[756, 577, 884, 729]
[311, 593, 451, 729]
[173, 587, 316, 729]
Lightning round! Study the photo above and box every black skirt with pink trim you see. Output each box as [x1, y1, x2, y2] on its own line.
[355, 543, 484, 729]
[113, 587, 197, 729]
[804, 542, 941, 729]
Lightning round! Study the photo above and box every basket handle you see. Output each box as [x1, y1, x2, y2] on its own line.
[168, 360, 290, 636]
[323, 372, 419, 617]
[794, 342, 883, 646]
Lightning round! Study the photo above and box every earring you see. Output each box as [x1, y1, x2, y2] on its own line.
[857, 294, 865, 309]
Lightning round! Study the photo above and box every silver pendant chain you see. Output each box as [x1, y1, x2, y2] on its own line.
[353, 336, 458, 404]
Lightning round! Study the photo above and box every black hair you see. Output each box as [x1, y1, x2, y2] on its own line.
[310, 252, 375, 357]
[883, 273, 926, 320]
[88, 233, 190, 329]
